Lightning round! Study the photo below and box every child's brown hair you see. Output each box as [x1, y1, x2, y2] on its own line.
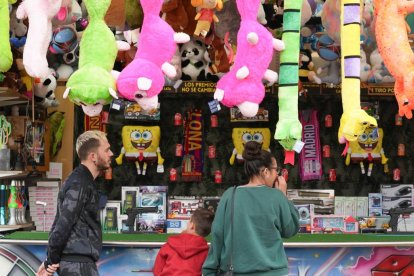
[191, 208, 214, 237]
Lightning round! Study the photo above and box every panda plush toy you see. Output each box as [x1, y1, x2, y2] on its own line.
[180, 39, 218, 82]
[33, 69, 59, 107]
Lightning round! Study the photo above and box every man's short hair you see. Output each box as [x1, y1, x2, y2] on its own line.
[191, 208, 215, 237]
[76, 130, 107, 161]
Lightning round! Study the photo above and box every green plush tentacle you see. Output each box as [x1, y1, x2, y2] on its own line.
[338, 0, 376, 143]
[0, 0, 12, 72]
[66, 0, 117, 105]
[274, 0, 302, 150]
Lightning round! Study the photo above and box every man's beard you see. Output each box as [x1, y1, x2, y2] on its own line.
[96, 156, 110, 171]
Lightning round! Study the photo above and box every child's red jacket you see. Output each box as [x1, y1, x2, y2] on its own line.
[153, 233, 209, 276]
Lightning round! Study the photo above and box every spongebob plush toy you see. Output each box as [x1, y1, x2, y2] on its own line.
[230, 128, 271, 165]
[345, 127, 388, 176]
[115, 126, 164, 175]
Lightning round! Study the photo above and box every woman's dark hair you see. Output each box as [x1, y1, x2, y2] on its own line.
[242, 141, 274, 179]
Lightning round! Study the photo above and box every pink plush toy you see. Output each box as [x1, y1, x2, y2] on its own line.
[213, 0, 284, 117]
[117, 0, 189, 111]
[16, 0, 62, 78]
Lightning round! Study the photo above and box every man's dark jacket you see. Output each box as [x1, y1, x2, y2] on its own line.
[45, 164, 101, 266]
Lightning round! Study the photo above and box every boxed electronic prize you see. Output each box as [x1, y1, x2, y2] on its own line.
[167, 196, 203, 219]
[294, 204, 314, 233]
[138, 186, 167, 233]
[287, 189, 335, 214]
[368, 193, 383, 216]
[101, 200, 121, 233]
[202, 196, 221, 214]
[121, 186, 140, 214]
[381, 184, 413, 198]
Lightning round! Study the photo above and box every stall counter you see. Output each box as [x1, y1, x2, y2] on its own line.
[1, 232, 414, 275]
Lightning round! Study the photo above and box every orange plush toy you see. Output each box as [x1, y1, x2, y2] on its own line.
[191, 0, 223, 39]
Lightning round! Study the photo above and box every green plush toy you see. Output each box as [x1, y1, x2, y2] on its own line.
[274, 0, 302, 163]
[63, 0, 118, 117]
[0, 0, 13, 72]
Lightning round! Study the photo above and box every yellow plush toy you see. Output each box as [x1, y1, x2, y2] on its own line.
[191, 0, 223, 39]
[345, 127, 388, 176]
[115, 126, 164, 175]
[229, 128, 271, 165]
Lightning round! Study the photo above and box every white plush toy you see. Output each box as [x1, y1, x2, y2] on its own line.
[33, 68, 59, 107]
[367, 48, 395, 83]
[16, 0, 62, 78]
[360, 47, 371, 83]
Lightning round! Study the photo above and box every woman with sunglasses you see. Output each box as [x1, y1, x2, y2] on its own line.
[203, 141, 299, 275]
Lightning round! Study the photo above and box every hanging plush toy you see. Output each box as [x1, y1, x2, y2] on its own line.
[115, 125, 164, 175]
[0, 0, 13, 73]
[33, 69, 59, 107]
[346, 127, 388, 176]
[16, 0, 62, 78]
[117, 0, 190, 111]
[63, 0, 121, 117]
[9, 7, 28, 51]
[338, 0, 376, 149]
[374, 0, 414, 118]
[191, 0, 223, 40]
[214, 0, 284, 118]
[274, 0, 302, 165]
[229, 128, 271, 165]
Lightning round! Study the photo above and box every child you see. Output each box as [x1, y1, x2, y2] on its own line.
[153, 208, 214, 276]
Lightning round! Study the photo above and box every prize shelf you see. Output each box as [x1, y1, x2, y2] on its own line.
[0, 87, 29, 107]
[0, 223, 33, 233]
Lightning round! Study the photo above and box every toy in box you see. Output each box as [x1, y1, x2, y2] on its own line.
[311, 215, 358, 234]
[382, 197, 413, 214]
[138, 186, 167, 233]
[121, 186, 140, 214]
[288, 189, 335, 215]
[358, 216, 390, 233]
[230, 107, 269, 122]
[202, 196, 221, 214]
[294, 204, 314, 233]
[369, 193, 383, 216]
[167, 196, 202, 219]
[101, 200, 121, 233]
[166, 219, 189, 234]
[381, 184, 413, 198]
[137, 213, 166, 233]
[118, 214, 129, 233]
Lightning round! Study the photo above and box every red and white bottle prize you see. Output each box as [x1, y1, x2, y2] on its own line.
[170, 168, 177, 182]
[214, 170, 222, 184]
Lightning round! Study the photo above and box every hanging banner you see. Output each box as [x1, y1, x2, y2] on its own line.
[299, 110, 322, 181]
[182, 109, 203, 182]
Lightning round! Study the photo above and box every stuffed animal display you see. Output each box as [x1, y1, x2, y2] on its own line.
[375, 0, 414, 118]
[338, 0, 376, 147]
[229, 127, 271, 165]
[9, 7, 28, 50]
[0, 0, 13, 73]
[115, 125, 164, 175]
[117, 0, 190, 111]
[33, 69, 59, 107]
[16, 0, 62, 78]
[162, 0, 197, 35]
[63, 0, 119, 117]
[214, 0, 284, 117]
[192, 0, 223, 39]
[367, 48, 395, 83]
[274, 0, 302, 161]
[180, 38, 217, 81]
[345, 127, 388, 176]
